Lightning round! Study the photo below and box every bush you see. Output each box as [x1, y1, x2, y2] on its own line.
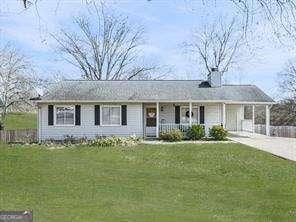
[159, 129, 183, 142]
[63, 135, 76, 144]
[91, 136, 140, 147]
[209, 125, 228, 140]
[120, 135, 141, 146]
[186, 124, 205, 140]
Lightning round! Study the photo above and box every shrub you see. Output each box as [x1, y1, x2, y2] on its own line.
[91, 136, 120, 147]
[63, 135, 76, 144]
[62, 135, 89, 145]
[159, 129, 183, 142]
[91, 136, 140, 147]
[121, 135, 141, 146]
[186, 124, 205, 140]
[209, 125, 228, 140]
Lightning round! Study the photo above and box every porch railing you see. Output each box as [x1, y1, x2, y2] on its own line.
[255, 124, 296, 138]
[159, 124, 204, 133]
[160, 124, 190, 133]
[242, 119, 254, 132]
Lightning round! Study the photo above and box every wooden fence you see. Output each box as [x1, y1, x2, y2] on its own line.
[255, 124, 296, 138]
[0, 129, 37, 143]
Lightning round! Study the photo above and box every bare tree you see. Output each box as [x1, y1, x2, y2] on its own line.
[0, 45, 37, 128]
[257, 61, 296, 126]
[229, 0, 296, 37]
[17, 0, 296, 46]
[22, 0, 28, 8]
[251, 99, 296, 126]
[20, 0, 296, 32]
[53, 4, 157, 80]
[279, 61, 296, 97]
[271, 99, 296, 126]
[185, 18, 245, 76]
[145, 0, 296, 38]
[277, 61, 296, 125]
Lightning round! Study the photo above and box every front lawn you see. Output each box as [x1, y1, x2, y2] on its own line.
[0, 143, 295, 222]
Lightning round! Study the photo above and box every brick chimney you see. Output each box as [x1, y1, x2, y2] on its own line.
[208, 67, 222, 87]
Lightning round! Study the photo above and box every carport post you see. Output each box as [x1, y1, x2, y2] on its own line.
[252, 105, 255, 133]
[265, 105, 270, 136]
[189, 102, 192, 126]
[156, 102, 159, 138]
[222, 103, 226, 128]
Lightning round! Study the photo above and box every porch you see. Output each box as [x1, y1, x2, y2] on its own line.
[143, 102, 271, 138]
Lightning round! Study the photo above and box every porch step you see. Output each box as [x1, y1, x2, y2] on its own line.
[144, 136, 157, 141]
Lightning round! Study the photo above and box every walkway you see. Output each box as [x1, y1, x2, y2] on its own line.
[229, 131, 296, 161]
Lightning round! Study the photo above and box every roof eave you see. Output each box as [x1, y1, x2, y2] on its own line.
[36, 100, 276, 105]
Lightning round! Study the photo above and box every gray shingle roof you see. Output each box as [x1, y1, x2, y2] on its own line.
[41, 80, 274, 103]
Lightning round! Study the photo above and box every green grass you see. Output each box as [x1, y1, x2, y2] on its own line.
[0, 143, 295, 222]
[4, 112, 37, 130]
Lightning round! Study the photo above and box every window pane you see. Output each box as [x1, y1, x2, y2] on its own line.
[146, 107, 156, 127]
[56, 106, 74, 125]
[102, 107, 110, 125]
[56, 113, 64, 125]
[180, 107, 198, 124]
[146, 108, 156, 118]
[65, 112, 74, 124]
[110, 107, 120, 125]
[102, 106, 120, 125]
[181, 107, 189, 123]
[147, 118, 156, 127]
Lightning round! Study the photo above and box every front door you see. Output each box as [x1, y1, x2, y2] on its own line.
[145, 107, 157, 137]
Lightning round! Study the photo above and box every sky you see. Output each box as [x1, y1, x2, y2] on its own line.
[1, 0, 295, 100]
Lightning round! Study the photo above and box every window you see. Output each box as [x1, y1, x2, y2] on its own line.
[180, 106, 198, 124]
[55, 106, 75, 125]
[146, 107, 156, 127]
[101, 106, 121, 125]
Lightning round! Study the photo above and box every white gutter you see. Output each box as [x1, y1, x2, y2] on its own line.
[36, 100, 276, 105]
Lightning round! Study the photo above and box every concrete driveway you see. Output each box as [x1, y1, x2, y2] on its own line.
[229, 131, 296, 161]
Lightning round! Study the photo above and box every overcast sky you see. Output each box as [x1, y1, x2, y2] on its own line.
[1, 0, 295, 100]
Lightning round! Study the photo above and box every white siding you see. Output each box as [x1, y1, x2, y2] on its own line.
[38, 101, 245, 140]
[226, 105, 244, 131]
[39, 103, 143, 141]
[205, 104, 222, 133]
[226, 105, 237, 131]
[237, 105, 244, 131]
[159, 103, 175, 124]
[37, 106, 42, 142]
